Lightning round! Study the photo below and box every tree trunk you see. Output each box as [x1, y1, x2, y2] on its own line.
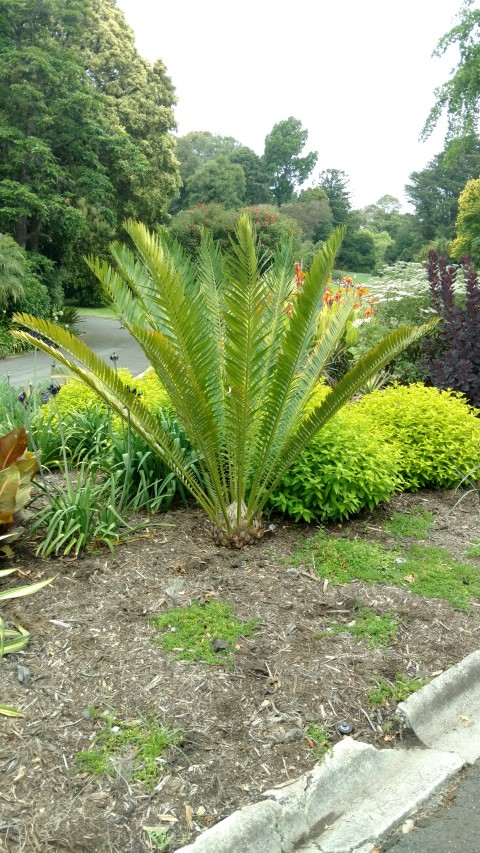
[14, 218, 27, 249]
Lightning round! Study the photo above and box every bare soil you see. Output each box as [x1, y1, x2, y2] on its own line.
[1, 489, 480, 852]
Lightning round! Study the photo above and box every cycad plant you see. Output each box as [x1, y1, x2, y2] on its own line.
[12, 216, 435, 547]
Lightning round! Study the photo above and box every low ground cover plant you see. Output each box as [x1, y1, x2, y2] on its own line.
[368, 673, 429, 709]
[76, 709, 181, 788]
[383, 509, 434, 540]
[11, 216, 433, 547]
[151, 600, 259, 665]
[318, 607, 399, 648]
[291, 529, 480, 610]
[304, 723, 333, 761]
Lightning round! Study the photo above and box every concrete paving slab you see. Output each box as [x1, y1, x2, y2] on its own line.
[0, 316, 149, 385]
[177, 739, 463, 853]
[397, 650, 480, 764]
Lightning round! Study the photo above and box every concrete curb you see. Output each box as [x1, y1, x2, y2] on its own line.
[397, 649, 480, 764]
[177, 653, 480, 853]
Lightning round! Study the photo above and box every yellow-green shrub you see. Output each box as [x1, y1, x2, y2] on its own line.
[356, 384, 480, 490]
[53, 369, 172, 419]
[269, 408, 402, 521]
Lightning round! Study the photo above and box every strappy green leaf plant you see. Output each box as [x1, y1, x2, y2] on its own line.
[12, 216, 436, 546]
[1, 568, 54, 717]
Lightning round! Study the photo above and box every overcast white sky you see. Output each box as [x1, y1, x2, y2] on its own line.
[117, 0, 476, 210]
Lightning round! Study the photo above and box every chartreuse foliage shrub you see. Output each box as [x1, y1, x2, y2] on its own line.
[356, 384, 480, 491]
[13, 216, 431, 547]
[269, 382, 480, 522]
[268, 406, 402, 521]
[53, 369, 171, 420]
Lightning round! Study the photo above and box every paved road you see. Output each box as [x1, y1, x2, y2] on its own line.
[0, 316, 150, 386]
[388, 760, 480, 852]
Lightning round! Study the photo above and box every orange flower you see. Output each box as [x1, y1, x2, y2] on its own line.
[294, 262, 305, 289]
[343, 276, 353, 286]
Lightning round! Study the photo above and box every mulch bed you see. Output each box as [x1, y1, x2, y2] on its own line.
[1, 489, 479, 852]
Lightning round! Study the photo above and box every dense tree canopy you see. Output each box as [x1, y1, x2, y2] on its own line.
[280, 190, 333, 243]
[169, 203, 302, 259]
[451, 177, 480, 264]
[184, 155, 246, 208]
[359, 195, 403, 237]
[405, 137, 480, 241]
[0, 0, 180, 302]
[422, 0, 480, 146]
[172, 131, 240, 211]
[173, 119, 317, 212]
[229, 146, 272, 205]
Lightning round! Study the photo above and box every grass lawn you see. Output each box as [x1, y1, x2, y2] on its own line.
[340, 270, 373, 285]
[75, 306, 117, 319]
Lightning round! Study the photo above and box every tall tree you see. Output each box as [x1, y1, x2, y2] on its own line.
[451, 177, 480, 264]
[359, 195, 403, 237]
[0, 0, 180, 301]
[0, 0, 110, 253]
[280, 190, 333, 243]
[172, 131, 240, 211]
[422, 0, 480, 147]
[405, 137, 480, 241]
[184, 155, 246, 208]
[229, 146, 272, 205]
[317, 169, 351, 226]
[263, 117, 317, 206]
[73, 0, 180, 226]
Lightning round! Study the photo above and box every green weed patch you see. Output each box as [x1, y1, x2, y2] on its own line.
[319, 607, 398, 648]
[466, 540, 480, 558]
[76, 710, 181, 788]
[383, 508, 434, 539]
[151, 600, 259, 665]
[292, 529, 480, 609]
[305, 723, 333, 761]
[368, 673, 429, 708]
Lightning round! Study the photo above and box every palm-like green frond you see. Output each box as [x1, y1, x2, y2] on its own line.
[123, 221, 224, 424]
[248, 229, 345, 498]
[196, 233, 227, 431]
[10, 317, 217, 516]
[222, 215, 269, 517]
[86, 257, 147, 329]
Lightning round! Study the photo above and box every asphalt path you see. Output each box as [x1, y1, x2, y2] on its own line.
[0, 316, 150, 387]
[389, 760, 480, 853]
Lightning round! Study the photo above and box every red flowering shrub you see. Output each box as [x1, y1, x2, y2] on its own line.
[169, 203, 302, 258]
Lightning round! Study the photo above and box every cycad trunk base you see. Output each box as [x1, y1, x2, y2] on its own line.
[211, 501, 263, 548]
[12, 216, 435, 547]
